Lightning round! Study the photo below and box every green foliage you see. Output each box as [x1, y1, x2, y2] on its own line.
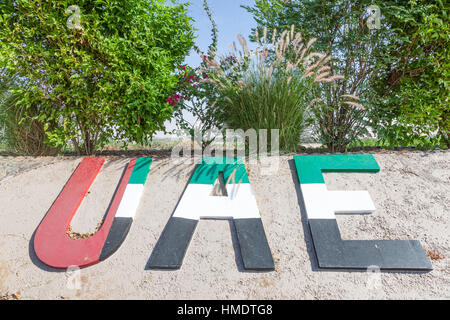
[171, 0, 223, 149]
[217, 67, 312, 152]
[0, 69, 58, 155]
[244, 0, 387, 152]
[204, 27, 348, 153]
[368, 1, 449, 149]
[244, 0, 449, 151]
[0, 0, 195, 155]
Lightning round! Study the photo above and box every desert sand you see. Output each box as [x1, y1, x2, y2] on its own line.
[0, 150, 449, 299]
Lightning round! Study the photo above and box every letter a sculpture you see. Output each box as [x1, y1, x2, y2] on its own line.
[149, 157, 275, 271]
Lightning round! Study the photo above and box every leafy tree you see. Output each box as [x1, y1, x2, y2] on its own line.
[243, 0, 449, 151]
[369, 0, 449, 149]
[0, 0, 195, 154]
[244, 0, 390, 152]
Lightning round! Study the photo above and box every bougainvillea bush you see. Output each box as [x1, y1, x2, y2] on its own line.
[0, 0, 194, 154]
[169, 0, 223, 150]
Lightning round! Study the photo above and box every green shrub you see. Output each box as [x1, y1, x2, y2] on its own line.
[0, 0, 195, 155]
[0, 103, 59, 156]
[244, 0, 390, 152]
[368, 1, 449, 149]
[244, 0, 449, 151]
[217, 67, 311, 152]
[0, 71, 58, 155]
[204, 27, 359, 152]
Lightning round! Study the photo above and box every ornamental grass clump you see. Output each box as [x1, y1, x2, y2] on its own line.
[202, 25, 364, 152]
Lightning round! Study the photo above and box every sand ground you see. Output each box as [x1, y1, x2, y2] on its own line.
[0, 150, 449, 299]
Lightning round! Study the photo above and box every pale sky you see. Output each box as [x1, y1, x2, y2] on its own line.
[156, 0, 257, 138]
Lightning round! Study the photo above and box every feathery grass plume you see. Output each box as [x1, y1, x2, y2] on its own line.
[317, 78, 333, 82]
[305, 54, 329, 77]
[341, 94, 360, 100]
[263, 26, 267, 43]
[282, 33, 290, 53]
[237, 34, 250, 56]
[261, 46, 269, 62]
[293, 57, 303, 68]
[286, 61, 294, 72]
[266, 66, 273, 78]
[320, 55, 332, 67]
[305, 38, 317, 52]
[206, 58, 221, 70]
[276, 37, 283, 55]
[232, 41, 237, 52]
[271, 28, 277, 45]
[295, 43, 304, 56]
[255, 29, 260, 46]
[235, 55, 242, 66]
[203, 78, 217, 84]
[317, 66, 331, 74]
[275, 44, 283, 66]
[318, 75, 344, 82]
[307, 98, 323, 110]
[299, 47, 308, 61]
[280, 30, 287, 44]
[304, 55, 325, 75]
[217, 80, 226, 88]
[327, 75, 344, 81]
[290, 24, 295, 40]
[206, 58, 217, 67]
[314, 72, 331, 82]
[303, 52, 325, 69]
[293, 32, 302, 51]
[343, 101, 366, 110]
[278, 39, 286, 58]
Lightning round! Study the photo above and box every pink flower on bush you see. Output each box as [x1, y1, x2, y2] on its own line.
[166, 96, 175, 106]
[166, 94, 182, 107]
